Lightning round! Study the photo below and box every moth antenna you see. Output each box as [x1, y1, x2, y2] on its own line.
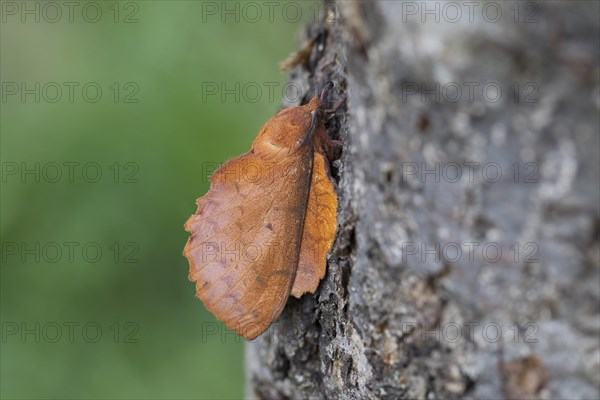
[300, 110, 319, 148]
[301, 81, 334, 147]
[319, 81, 335, 104]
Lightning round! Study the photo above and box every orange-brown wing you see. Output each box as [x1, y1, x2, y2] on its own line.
[183, 148, 313, 340]
[291, 148, 338, 298]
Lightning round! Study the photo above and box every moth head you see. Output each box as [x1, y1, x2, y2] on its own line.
[253, 97, 322, 156]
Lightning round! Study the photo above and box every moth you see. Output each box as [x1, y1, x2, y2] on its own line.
[183, 86, 339, 340]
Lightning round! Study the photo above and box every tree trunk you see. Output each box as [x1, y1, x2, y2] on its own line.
[247, 1, 600, 399]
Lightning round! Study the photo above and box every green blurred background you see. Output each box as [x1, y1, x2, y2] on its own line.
[0, 1, 310, 398]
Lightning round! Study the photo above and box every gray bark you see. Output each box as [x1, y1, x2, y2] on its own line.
[247, 1, 600, 399]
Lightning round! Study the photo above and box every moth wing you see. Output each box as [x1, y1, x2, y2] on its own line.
[183, 148, 313, 339]
[291, 148, 338, 298]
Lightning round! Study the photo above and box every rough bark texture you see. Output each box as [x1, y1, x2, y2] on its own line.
[247, 1, 600, 399]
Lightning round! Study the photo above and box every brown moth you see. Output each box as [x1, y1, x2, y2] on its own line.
[183, 88, 338, 340]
